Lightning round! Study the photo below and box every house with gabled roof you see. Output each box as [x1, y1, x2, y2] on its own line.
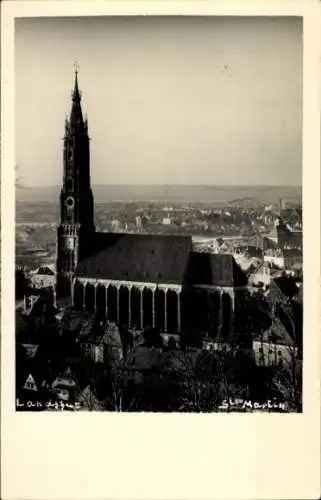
[252, 316, 297, 368]
[29, 265, 56, 289]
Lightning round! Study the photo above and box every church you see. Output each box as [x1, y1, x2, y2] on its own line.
[56, 70, 248, 339]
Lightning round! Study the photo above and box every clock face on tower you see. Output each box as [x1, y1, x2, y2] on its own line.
[66, 196, 75, 209]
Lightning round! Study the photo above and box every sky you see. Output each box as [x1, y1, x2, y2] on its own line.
[15, 16, 302, 187]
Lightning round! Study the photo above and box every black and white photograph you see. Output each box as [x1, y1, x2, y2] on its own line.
[15, 15, 304, 413]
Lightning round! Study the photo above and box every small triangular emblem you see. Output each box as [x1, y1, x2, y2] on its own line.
[23, 374, 38, 392]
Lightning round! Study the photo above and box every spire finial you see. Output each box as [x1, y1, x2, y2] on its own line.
[72, 61, 81, 101]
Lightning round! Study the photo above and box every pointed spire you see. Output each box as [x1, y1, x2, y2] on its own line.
[69, 62, 85, 134]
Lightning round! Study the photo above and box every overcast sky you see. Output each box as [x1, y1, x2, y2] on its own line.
[15, 16, 302, 187]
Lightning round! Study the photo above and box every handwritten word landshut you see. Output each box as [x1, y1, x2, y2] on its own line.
[16, 399, 82, 411]
[16, 398, 287, 412]
[218, 398, 287, 411]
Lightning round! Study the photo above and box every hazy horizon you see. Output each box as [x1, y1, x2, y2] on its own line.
[16, 16, 302, 187]
[17, 182, 302, 188]
[16, 184, 302, 205]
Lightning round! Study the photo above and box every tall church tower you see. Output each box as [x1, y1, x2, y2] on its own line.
[56, 67, 95, 298]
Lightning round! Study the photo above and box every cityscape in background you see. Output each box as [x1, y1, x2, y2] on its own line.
[16, 174, 303, 411]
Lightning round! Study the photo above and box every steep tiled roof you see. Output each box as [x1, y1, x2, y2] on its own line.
[186, 252, 248, 287]
[75, 232, 192, 285]
[263, 236, 278, 250]
[36, 266, 55, 276]
[247, 235, 264, 250]
[253, 317, 294, 346]
[277, 223, 302, 248]
[124, 346, 162, 371]
[272, 276, 299, 300]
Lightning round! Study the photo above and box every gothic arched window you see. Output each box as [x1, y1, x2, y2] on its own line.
[66, 178, 73, 191]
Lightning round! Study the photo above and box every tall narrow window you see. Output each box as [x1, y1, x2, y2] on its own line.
[66, 178, 73, 191]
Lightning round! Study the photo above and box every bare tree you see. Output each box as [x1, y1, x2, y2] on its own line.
[265, 296, 302, 412]
[102, 330, 137, 412]
[79, 385, 101, 411]
[104, 369, 137, 412]
[163, 348, 241, 412]
[274, 304, 302, 412]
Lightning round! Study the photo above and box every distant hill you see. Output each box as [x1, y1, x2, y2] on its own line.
[16, 184, 302, 205]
